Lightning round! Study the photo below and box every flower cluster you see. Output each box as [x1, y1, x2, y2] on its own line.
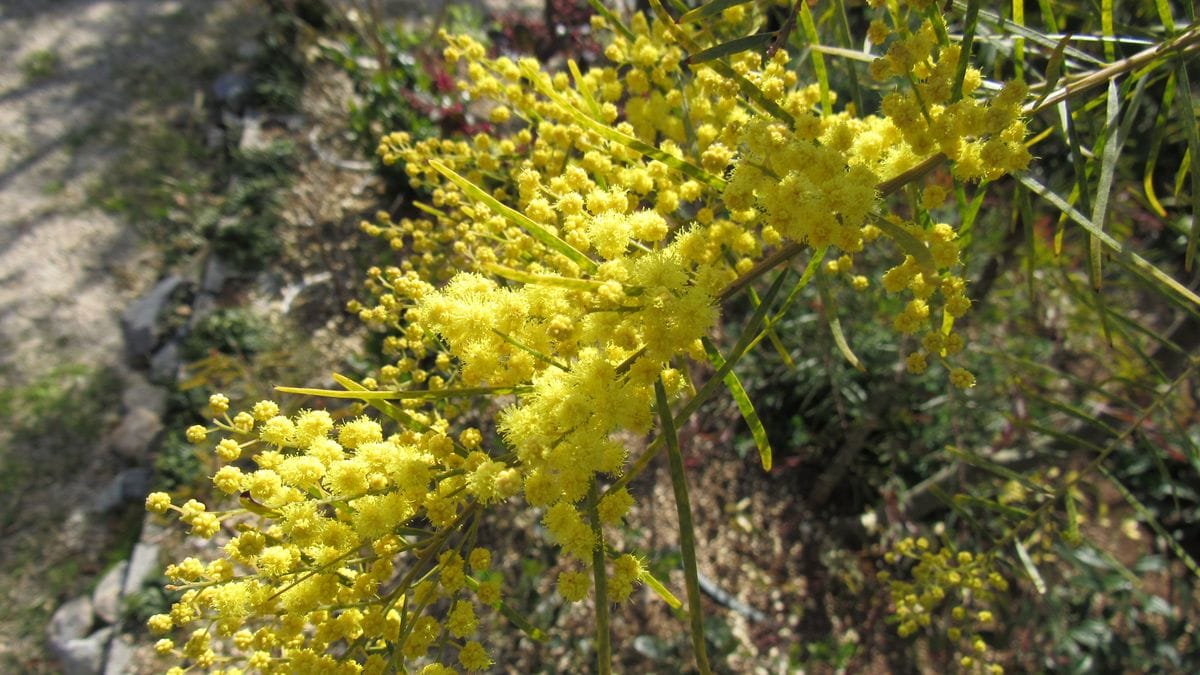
[879, 536, 1009, 672]
[149, 1, 1032, 670]
[147, 395, 510, 672]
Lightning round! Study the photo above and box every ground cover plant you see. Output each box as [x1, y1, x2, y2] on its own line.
[144, 0, 1200, 672]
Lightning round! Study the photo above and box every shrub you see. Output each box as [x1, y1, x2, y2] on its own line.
[145, 1, 1200, 672]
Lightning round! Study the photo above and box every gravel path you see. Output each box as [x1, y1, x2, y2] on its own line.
[0, 1, 250, 670]
[0, 0, 255, 381]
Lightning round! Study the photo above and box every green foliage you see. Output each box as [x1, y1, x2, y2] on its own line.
[208, 140, 297, 270]
[20, 48, 60, 82]
[181, 308, 272, 361]
[0, 365, 121, 528]
[718, 0, 1200, 670]
[320, 5, 487, 152]
[153, 431, 208, 494]
[122, 575, 178, 627]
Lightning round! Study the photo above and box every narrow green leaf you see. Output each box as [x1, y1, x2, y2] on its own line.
[956, 180, 989, 241]
[330, 373, 463, 451]
[684, 32, 775, 65]
[466, 576, 548, 641]
[953, 493, 1033, 520]
[945, 445, 1052, 496]
[1143, 72, 1177, 218]
[1175, 62, 1200, 270]
[412, 201, 448, 219]
[952, 0, 982, 102]
[1017, 184, 1038, 314]
[773, 246, 826, 320]
[798, 1, 831, 115]
[1089, 79, 1122, 293]
[1155, 0, 1176, 36]
[678, 0, 754, 25]
[239, 492, 281, 518]
[567, 59, 602, 121]
[1025, 422, 1110, 456]
[872, 216, 937, 272]
[585, 0, 634, 41]
[490, 329, 570, 370]
[649, 0, 796, 129]
[429, 160, 599, 273]
[1016, 173, 1200, 308]
[1015, 539, 1047, 594]
[701, 337, 773, 472]
[923, 3, 951, 47]
[1034, 0, 1058, 32]
[1061, 98, 1094, 224]
[639, 568, 683, 609]
[584, 481, 613, 674]
[608, 270, 791, 497]
[1101, 0, 1116, 62]
[953, 1, 1104, 66]
[520, 60, 727, 191]
[816, 274, 865, 372]
[1011, 0, 1025, 81]
[1032, 34, 1075, 110]
[484, 262, 604, 292]
[1098, 465, 1200, 581]
[275, 382, 529, 400]
[1064, 490, 1082, 545]
[832, 0, 863, 113]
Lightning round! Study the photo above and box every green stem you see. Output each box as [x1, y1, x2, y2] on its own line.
[655, 379, 712, 675]
[586, 480, 612, 675]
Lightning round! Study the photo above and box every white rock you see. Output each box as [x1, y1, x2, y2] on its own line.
[103, 634, 134, 675]
[92, 561, 128, 624]
[56, 626, 112, 675]
[122, 542, 160, 597]
[108, 407, 164, 460]
[47, 596, 94, 650]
